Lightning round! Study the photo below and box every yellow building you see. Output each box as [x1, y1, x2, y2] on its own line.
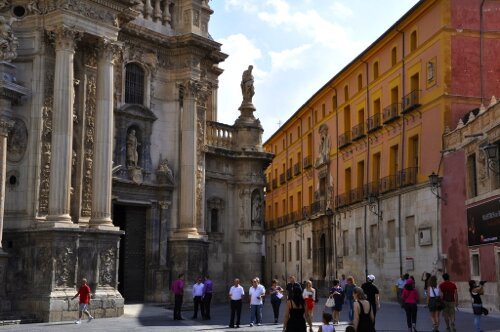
[263, 0, 500, 302]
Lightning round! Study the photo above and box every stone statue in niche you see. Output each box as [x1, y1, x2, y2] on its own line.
[126, 129, 140, 168]
[241, 65, 254, 105]
[156, 158, 174, 185]
[251, 191, 262, 225]
[318, 124, 330, 164]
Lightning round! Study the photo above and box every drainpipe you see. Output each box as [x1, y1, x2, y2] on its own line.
[362, 60, 369, 279]
[480, 0, 485, 104]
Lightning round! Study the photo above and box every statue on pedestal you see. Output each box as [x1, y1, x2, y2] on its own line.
[240, 65, 254, 105]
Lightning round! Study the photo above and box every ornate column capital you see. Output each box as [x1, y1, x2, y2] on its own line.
[0, 118, 14, 137]
[47, 26, 83, 52]
[97, 39, 123, 64]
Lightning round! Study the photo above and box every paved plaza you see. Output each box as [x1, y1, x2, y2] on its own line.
[1, 298, 499, 332]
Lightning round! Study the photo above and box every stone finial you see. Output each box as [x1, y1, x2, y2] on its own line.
[468, 111, 475, 123]
[0, 15, 17, 61]
[456, 118, 464, 129]
[479, 103, 486, 114]
[489, 95, 497, 107]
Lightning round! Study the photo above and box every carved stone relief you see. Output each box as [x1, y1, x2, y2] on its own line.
[55, 246, 75, 287]
[251, 189, 262, 226]
[81, 72, 96, 217]
[7, 118, 28, 162]
[38, 72, 54, 215]
[156, 158, 174, 185]
[99, 247, 116, 286]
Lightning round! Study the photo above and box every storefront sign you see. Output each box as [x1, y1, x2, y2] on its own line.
[467, 198, 500, 246]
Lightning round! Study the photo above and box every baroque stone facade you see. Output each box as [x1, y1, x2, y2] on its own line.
[0, 0, 271, 322]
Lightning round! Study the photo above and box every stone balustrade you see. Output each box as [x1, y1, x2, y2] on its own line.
[206, 121, 234, 149]
[136, 0, 172, 27]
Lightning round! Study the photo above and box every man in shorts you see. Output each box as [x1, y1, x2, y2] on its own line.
[72, 278, 94, 324]
[439, 273, 458, 332]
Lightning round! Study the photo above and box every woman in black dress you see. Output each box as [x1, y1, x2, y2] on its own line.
[282, 286, 307, 332]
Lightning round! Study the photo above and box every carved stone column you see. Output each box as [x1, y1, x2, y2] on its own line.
[46, 26, 81, 225]
[89, 39, 121, 229]
[0, 117, 13, 254]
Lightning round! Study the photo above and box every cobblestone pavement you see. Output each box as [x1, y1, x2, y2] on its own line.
[1, 299, 499, 332]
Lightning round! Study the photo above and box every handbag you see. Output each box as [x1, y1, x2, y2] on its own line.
[429, 288, 445, 311]
[325, 296, 335, 308]
[276, 292, 284, 299]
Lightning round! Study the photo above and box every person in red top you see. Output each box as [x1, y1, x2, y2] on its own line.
[439, 273, 458, 332]
[401, 278, 419, 332]
[72, 278, 94, 324]
[171, 273, 185, 320]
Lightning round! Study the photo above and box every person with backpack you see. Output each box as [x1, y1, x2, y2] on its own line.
[329, 279, 344, 324]
[352, 287, 375, 332]
[439, 273, 458, 332]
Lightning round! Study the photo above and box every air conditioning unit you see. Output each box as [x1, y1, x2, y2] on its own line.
[418, 227, 432, 246]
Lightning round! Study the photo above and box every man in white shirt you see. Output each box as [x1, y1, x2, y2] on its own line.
[248, 278, 265, 326]
[192, 277, 205, 319]
[228, 278, 245, 328]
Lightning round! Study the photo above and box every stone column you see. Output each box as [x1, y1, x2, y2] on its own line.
[46, 26, 80, 225]
[0, 117, 13, 252]
[89, 39, 120, 229]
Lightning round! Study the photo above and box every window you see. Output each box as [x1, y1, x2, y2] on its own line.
[357, 160, 365, 188]
[125, 63, 145, 104]
[391, 86, 399, 105]
[411, 73, 420, 93]
[388, 220, 396, 250]
[296, 240, 300, 261]
[390, 145, 399, 175]
[373, 61, 379, 79]
[281, 244, 285, 262]
[274, 245, 277, 263]
[470, 251, 480, 277]
[372, 152, 381, 187]
[391, 47, 397, 66]
[322, 104, 326, 118]
[374, 98, 381, 115]
[342, 230, 349, 256]
[405, 216, 415, 249]
[307, 237, 312, 259]
[344, 85, 349, 101]
[332, 95, 338, 110]
[355, 227, 362, 255]
[357, 73, 363, 91]
[370, 224, 378, 252]
[211, 208, 218, 232]
[345, 167, 352, 194]
[297, 126, 301, 137]
[315, 110, 318, 124]
[467, 153, 478, 197]
[288, 242, 292, 261]
[409, 135, 419, 168]
[344, 106, 351, 133]
[410, 30, 417, 52]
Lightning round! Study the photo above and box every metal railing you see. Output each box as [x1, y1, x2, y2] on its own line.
[402, 90, 421, 113]
[382, 103, 400, 123]
[352, 123, 365, 140]
[367, 113, 382, 132]
[338, 131, 352, 148]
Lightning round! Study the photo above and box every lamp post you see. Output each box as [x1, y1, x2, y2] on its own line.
[482, 143, 499, 174]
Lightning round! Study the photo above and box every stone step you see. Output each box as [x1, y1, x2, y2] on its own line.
[0, 312, 40, 325]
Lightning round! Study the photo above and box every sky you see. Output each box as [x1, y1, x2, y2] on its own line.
[208, 0, 421, 142]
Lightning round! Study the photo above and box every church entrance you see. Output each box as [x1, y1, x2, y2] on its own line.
[113, 204, 147, 303]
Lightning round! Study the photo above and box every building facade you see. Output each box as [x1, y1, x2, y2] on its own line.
[263, 0, 500, 311]
[0, 0, 271, 322]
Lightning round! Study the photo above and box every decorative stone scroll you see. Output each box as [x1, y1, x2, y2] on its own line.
[99, 247, 116, 286]
[47, 25, 83, 52]
[7, 118, 28, 162]
[0, 15, 18, 61]
[38, 73, 54, 215]
[81, 74, 96, 217]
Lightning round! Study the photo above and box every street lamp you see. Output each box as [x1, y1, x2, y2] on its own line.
[428, 172, 446, 203]
[368, 193, 382, 219]
[481, 143, 499, 174]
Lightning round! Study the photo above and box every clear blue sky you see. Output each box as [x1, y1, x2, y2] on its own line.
[209, 0, 420, 141]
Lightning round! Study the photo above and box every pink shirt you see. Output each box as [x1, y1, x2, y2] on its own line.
[401, 288, 419, 304]
[171, 279, 184, 295]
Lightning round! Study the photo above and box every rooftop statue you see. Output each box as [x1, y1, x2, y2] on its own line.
[240, 65, 254, 105]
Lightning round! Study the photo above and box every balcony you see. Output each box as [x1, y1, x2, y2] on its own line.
[335, 193, 350, 208]
[311, 199, 326, 215]
[366, 181, 380, 196]
[286, 168, 293, 180]
[303, 155, 312, 169]
[379, 174, 399, 193]
[279, 173, 286, 184]
[352, 123, 366, 141]
[272, 179, 277, 189]
[302, 205, 311, 219]
[382, 103, 400, 124]
[338, 131, 352, 148]
[367, 113, 382, 132]
[399, 167, 418, 187]
[206, 121, 234, 148]
[402, 90, 421, 114]
[349, 186, 368, 204]
[293, 163, 301, 176]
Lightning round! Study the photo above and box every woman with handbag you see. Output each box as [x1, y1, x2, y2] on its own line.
[303, 280, 316, 332]
[469, 280, 485, 332]
[427, 275, 443, 332]
[270, 279, 284, 324]
[329, 279, 344, 324]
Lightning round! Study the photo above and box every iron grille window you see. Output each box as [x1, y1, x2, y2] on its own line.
[125, 63, 145, 104]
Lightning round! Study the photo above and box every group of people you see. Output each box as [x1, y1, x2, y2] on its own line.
[397, 272, 486, 332]
[171, 273, 213, 321]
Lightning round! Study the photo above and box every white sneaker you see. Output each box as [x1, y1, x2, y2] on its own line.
[75, 320, 81, 324]
[249, 323, 254, 327]
[88, 316, 94, 323]
[257, 323, 262, 326]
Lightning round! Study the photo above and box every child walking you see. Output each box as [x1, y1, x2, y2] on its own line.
[72, 278, 94, 324]
[317, 312, 335, 332]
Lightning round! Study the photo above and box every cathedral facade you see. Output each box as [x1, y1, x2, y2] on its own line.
[0, 0, 271, 322]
